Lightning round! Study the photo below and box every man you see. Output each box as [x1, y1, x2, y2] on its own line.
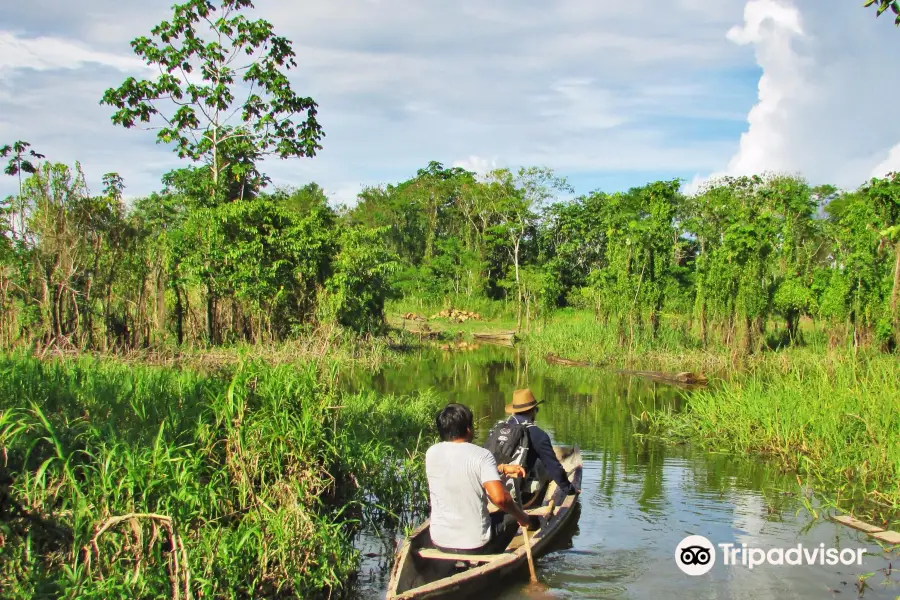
[495, 389, 577, 499]
[425, 403, 540, 555]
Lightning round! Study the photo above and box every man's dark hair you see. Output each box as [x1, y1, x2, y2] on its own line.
[436, 403, 474, 442]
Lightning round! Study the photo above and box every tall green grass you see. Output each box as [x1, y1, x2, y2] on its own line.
[660, 353, 900, 523]
[523, 309, 693, 357]
[0, 353, 440, 599]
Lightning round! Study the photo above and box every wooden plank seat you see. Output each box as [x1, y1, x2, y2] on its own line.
[487, 504, 555, 517]
[416, 548, 509, 563]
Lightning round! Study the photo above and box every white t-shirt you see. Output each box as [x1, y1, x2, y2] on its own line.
[425, 441, 501, 549]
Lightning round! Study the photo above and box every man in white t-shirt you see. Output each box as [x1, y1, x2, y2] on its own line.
[425, 403, 540, 555]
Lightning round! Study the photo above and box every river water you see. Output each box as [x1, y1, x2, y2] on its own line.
[345, 345, 898, 599]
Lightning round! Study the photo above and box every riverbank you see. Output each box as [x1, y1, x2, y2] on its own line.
[390, 303, 761, 372]
[4, 305, 898, 597]
[19, 325, 421, 374]
[652, 352, 900, 527]
[0, 353, 440, 599]
[389, 302, 900, 525]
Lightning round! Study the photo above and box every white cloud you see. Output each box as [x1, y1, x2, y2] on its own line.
[452, 156, 501, 176]
[0, 0, 897, 204]
[0, 31, 148, 73]
[325, 182, 365, 207]
[688, 0, 900, 193]
[871, 144, 900, 179]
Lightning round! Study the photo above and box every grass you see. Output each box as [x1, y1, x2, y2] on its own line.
[4, 298, 898, 596]
[655, 352, 900, 526]
[20, 323, 421, 375]
[0, 352, 441, 599]
[394, 300, 900, 525]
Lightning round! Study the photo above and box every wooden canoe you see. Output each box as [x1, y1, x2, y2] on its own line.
[386, 446, 583, 599]
[472, 331, 516, 344]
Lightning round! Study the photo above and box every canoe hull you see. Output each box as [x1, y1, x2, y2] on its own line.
[386, 446, 583, 599]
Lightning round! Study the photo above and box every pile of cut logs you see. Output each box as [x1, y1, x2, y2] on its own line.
[429, 309, 483, 323]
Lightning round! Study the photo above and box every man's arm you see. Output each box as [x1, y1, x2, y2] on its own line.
[498, 464, 526, 478]
[483, 481, 539, 530]
[529, 427, 575, 494]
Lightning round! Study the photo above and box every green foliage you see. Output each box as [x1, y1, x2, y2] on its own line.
[0, 353, 441, 598]
[864, 0, 900, 25]
[1, 141, 45, 193]
[101, 0, 323, 202]
[320, 227, 400, 333]
[214, 196, 336, 331]
[659, 352, 900, 508]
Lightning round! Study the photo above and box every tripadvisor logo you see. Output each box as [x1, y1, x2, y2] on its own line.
[675, 536, 868, 575]
[675, 535, 716, 576]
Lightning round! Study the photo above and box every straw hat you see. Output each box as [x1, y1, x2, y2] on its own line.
[505, 388, 543, 414]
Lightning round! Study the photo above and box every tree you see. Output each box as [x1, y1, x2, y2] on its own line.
[321, 227, 399, 333]
[1, 141, 45, 239]
[485, 167, 571, 329]
[864, 0, 900, 25]
[101, 0, 323, 208]
[101, 0, 324, 343]
[863, 172, 900, 347]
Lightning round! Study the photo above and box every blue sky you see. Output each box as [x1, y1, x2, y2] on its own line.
[1, 0, 898, 204]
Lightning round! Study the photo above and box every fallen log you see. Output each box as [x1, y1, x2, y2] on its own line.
[544, 353, 596, 367]
[616, 369, 709, 386]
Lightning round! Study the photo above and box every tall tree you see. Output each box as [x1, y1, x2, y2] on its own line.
[1, 141, 45, 239]
[484, 167, 571, 329]
[101, 0, 324, 342]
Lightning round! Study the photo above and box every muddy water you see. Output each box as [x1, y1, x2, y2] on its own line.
[345, 346, 898, 599]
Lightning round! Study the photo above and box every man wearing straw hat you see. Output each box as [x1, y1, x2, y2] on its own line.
[492, 388, 576, 500]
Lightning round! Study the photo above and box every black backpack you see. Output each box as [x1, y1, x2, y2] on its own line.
[484, 419, 533, 468]
[484, 419, 533, 500]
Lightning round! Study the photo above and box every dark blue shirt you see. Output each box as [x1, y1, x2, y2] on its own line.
[507, 414, 573, 495]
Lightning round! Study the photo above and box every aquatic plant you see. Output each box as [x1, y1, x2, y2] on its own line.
[658, 352, 900, 524]
[0, 353, 440, 598]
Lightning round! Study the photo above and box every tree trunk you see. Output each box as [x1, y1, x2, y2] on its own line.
[174, 285, 184, 346]
[206, 280, 217, 345]
[649, 249, 660, 338]
[156, 266, 166, 341]
[786, 311, 799, 343]
[698, 296, 708, 347]
[743, 314, 754, 355]
[892, 241, 900, 347]
[82, 237, 99, 348]
[425, 193, 437, 261]
[514, 236, 522, 331]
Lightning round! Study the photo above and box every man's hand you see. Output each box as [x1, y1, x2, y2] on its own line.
[484, 480, 539, 532]
[498, 464, 526, 478]
[516, 514, 541, 531]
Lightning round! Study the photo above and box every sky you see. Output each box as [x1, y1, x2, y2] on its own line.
[1, 0, 899, 205]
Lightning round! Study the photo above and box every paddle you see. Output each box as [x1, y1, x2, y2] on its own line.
[520, 527, 553, 597]
[522, 527, 538, 583]
[521, 497, 555, 585]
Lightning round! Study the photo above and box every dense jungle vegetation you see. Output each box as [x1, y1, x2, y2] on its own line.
[3, 153, 899, 354]
[1, 0, 899, 598]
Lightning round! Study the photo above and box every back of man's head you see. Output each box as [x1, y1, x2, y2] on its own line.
[436, 403, 474, 442]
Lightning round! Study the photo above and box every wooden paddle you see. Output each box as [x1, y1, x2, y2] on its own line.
[521, 526, 538, 583]
[523, 498, 555, 583]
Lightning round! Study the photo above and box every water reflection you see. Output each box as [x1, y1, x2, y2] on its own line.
[343, 346, 898, 599]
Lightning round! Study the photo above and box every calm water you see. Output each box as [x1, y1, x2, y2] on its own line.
[344, 346, 898, 600]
